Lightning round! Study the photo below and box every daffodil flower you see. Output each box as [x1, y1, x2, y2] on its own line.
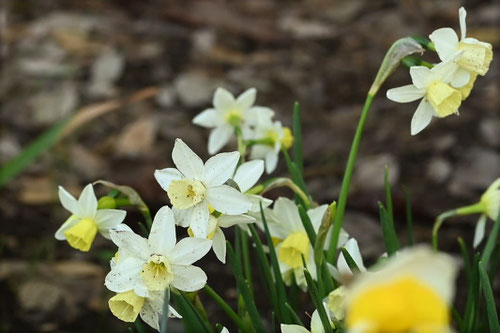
[154, 139, 252, 238]
[345, 246, 458, 333]
[386, 57, 467, 135]
[430, 7, 493, 78]
[108, 290, 180, 331]
[329, 238, 366, 283]
[105, 205, 212, 298]
[473, 178, 500, 247]
[232, 159, 273, 212]
[281, 303, 332, 333]
[192, 87, 274, 154]
[327, 286, 347, 321]
[55, 184, 126, 252]
[249, 116, 294, 174]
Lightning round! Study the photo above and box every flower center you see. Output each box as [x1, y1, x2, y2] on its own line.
[108, 290, 145, 323]
[346, 276, 449, 332]
[140, 255, 174, 291]
[426, 81, 461, 118]
[225, 109, 242, 126]
[168, 179, 206, 209]
[64, 218, 98, 252]
[279, 231, 310, 269]
[457, 42, 493, 76]
[281, 127, 294, 149]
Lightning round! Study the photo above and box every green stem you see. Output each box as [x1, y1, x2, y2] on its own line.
[240, 228, 253, 291]
[204, 285, 247, 331]
[235, 126, 246, 164]
[260, 177, 312, 208]
[327, 93, 375, 262]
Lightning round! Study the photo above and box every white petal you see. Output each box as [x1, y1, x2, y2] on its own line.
[213, 87, 236, 110]
[473, 215, 487, 248]
[173, 207, 193, 228]
[208, 124, 234, 155]
[192, 108, 223, 128]
[105, 257, 143, 292]
[206, 185, 252, 215]
[409, 66, 433, 89]
[110, 229, 150, 261]
[78, 184, 97, 218]
[247, 194, 273, 212]
[189, 201, 210, 238]
[311, 308, 325, 333]
[450, 68, 470, 88]
[218, 214, 255, 228]
[204, 151, 240, 187]
[172, 139, 204, 179]
[280, 324, 310, 333]
[140, 299, 161, 331]
[233, 160, 264, 192]
[54, 215, 80, 240]
[411, 99, 434, 135]
[171, 265, 207, 292]
[236, 87, 257, 110]
[429, 28, 459, 61]
[274, 197, 303, 232]
[169, 237, 212, 265]
[307, 205, 328, 233]
[212, 228, 227, 263]
[169, 305, 182, 318]
[154, 168, 183, 192]
[459, 7, 467, 41]
[58, 186, 81, 216]
[386, 85, 425, 103]
[149, 206, 176, 255]
[265, 150, 279, 174]
[344, 238, 366, 271]
[95, 209, 126, 229]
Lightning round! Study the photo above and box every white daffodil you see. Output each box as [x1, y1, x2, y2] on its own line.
[264, 198, 324, 289]
[55, 184, 126, 252]
[249, 115, 294, 174]
[386, 56, 468, 135]
[105, 205, 212, 298]
[430, 7, 493, 78]
[329, 238, 366, 283]
[154, 139, 252, 238]
[327, 286, 347, 321]
[108, 289, 180, 331]
[345, 246, 458, 333]
[193, 87, 274, 154]
[473, 178, 500, 247]
[232, 159, 273, 212]
[281, 303, 332, 333]
[187, 214, 256, 264]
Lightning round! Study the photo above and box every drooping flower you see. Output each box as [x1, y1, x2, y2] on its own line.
[430, 7, 493, 78]
[192, 87, 274, 154]
[249, 115, 294, 174]
[329, 238, 366, 283]
[473, 178, 500, 247]
[386, 57, 468, 135]
[344, 246, 458, 333]
[281, 303, 333, 333]
[105, 205, 212, 298]
[55, 184, 126, 252]
[154, 139, 252, 238]
[327, 286, 347, 321]
[108, 290, 180, 331]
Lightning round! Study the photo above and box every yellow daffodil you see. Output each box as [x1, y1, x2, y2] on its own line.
[55, 184, 126, 251]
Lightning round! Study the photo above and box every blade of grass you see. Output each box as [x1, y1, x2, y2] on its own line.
[463, 253, 481, 332]
[204, 285, 247, 331]
[292, 101, 304, 175]
[378, 202, 400, 256]
[282, 149, 310, 208]
[285, 302, 303, 326]
[226, 242, 265, 332]
[481, 213, 500, 267]
[384, 166, 394, 228]
[402, 186, 415, 245]
[302, 263, 333, 333]
[298, 205, 317, 245]
[341, 247, 360, 273]
[478, 261, 500, 332]
[172, 291, 212, 333]
[240, 229, 253, 291]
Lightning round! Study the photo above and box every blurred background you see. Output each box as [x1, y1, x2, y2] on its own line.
[0, 0, 499, 331]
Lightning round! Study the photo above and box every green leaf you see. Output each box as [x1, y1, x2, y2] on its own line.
[402, 186, 415, 245]
[226, 242, 265, 332]
[172, 291, 212, 333]
[298, 205, 317, 245]
[160, 288, 170, 333]
[204, 285, 247, 331]
[282, 149, 310, 208]
[285, 302, 303, 326]
[292, 102, 304, 175]
[341, 247, 360, 272]
[302, 263, 333, 333]
[384, 166, 394, 228]
[481, 212, 500, 267]
[463, 253, 481, 332]
[378, 202, 400, 256]
[0, 118, 69, 187]
[478, 261, 500, 332]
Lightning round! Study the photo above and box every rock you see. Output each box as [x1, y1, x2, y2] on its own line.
[450, 147, 500, 194]
[31, 83, 79, 125]
[88, 47, 125, 97]
[115, 116, 158, 157]
[426, 157, 452, 184]
[174, 72, 222, 108]
[18, 281, 64, 312]
[353, 154, 400, 191]
[480, 118, 500, 147]
[0, 135, 21, 163]
[156, 85, 177, 108]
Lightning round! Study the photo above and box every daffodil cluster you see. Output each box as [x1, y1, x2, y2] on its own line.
[387, 7, 493, 135]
